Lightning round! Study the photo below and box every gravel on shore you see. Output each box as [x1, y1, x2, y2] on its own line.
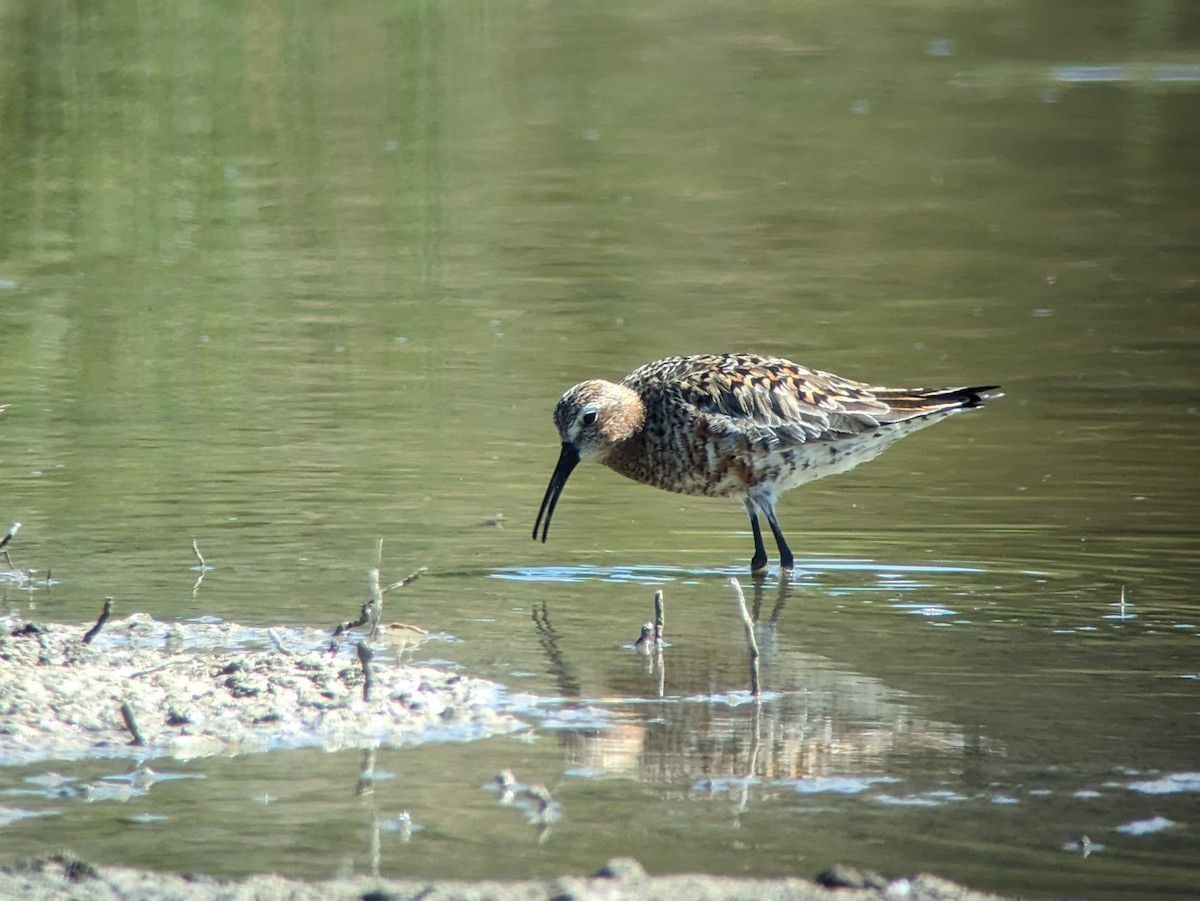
[1, 615, 1013, 901]
[0, 613, 521, 766]
[2, 853, 1010, 901]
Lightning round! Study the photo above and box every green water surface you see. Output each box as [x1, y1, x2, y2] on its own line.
[1, 2, 1198, 898]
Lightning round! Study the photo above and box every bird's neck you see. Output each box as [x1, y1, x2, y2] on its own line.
[598, 386, 653, 479]
[602, 383, 646, 443]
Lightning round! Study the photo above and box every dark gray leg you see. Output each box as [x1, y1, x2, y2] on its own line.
[743, 498, 770, 575]
[761, 502, 794, 572]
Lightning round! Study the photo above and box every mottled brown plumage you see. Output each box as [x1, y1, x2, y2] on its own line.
[534, 353, 1000, 574]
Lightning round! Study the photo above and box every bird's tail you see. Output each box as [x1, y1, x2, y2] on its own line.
[874, 385, 1002, 422]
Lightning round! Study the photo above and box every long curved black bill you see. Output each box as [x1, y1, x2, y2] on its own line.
[533, 442, 580, 543]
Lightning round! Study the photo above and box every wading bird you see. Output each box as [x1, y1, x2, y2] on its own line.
[533, 353, 999, 574]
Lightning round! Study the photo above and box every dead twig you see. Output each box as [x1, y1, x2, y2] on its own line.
[653, 589, 665, 646]
[0, 521, 20, 551]
[119, 701, 146, 746]
[357, 747, 377, 797]
[357, 641, 374, 701]
[1, 522, 22, 574]
[333, 602, 373, 640]
[367, 568, 384, 640]
[191, 539, 208, 599]
[728, 578, 760, 698]
[129, 660, 190, 679]
[332, 565, 428, 644]
[381, 566, 427, 595]
[266, 628, 293, 655]
[81, 597, 114, 645]
[377, 621, 429, 656]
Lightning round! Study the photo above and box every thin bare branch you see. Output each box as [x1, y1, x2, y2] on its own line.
[82, 598, 114, 645]
[728, 578, 760, 698]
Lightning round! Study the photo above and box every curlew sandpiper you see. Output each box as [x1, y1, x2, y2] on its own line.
[533, 353, 999, 574]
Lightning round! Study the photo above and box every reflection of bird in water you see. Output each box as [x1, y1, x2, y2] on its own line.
[534, 353, 999, 573]
[531, 602, 583, 698]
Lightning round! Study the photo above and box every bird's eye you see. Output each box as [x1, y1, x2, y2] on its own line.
[581, 410, 598, 426]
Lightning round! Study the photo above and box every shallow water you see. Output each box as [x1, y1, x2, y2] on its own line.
[1, 1, 1198, 898]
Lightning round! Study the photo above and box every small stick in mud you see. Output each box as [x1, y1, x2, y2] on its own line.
[728, 578, 760, 697]
[634, 592, 668, 695]
[635, 590, 666, 659]
[0, 521, 20, 551]
[1, 521, 21, 572]
[381, 566, 427, 595]
[82, 598, 114, 645]
[333, 602, 372, 640]
[357, 747, 377, 797]
[367, 568, 384, 640]
[120, 701, 147, 746]
[634, 622, 655, 652]
[266, 628, 293, 655]
[190, 539, 209, 599]
[357, 641, 375, 701]
[332, 565, 428, 644]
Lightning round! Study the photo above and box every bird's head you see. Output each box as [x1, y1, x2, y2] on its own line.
[533, 379, 645, 542]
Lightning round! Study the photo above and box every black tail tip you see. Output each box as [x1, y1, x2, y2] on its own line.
[965, 385, 1003, 407]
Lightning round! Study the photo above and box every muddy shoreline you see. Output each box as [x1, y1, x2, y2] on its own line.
[0, 613, 520, 765]
[1, 614, 1012, 900]
[4, 853, 1008, 901]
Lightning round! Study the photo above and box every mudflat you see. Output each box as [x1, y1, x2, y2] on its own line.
[0, 615, 1010, 901]
[3, 853, 1008, 901]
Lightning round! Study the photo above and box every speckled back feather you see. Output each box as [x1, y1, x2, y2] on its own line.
[622, 353, 996, 451]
